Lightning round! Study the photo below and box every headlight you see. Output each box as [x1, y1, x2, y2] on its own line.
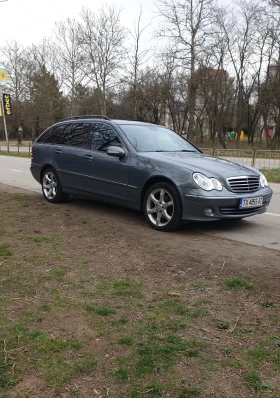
[193, 172, 223, 191]
[259, 172, 268, 187]
[211, 178, 223, 191]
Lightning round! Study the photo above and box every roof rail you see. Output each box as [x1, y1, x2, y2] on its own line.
[62, 115, 111, 121]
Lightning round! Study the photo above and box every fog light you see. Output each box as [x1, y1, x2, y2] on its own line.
[204, 207, 214, 216]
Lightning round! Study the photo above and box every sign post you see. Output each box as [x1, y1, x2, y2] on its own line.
[0, 68, 9, 147]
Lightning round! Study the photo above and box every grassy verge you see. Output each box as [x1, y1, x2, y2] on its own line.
[0, 191, 279, 397]
[261, 168, 280, 183]
[0, 151, 30, 158]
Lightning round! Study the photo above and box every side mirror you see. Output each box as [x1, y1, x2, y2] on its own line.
[106, 146, 126, 159]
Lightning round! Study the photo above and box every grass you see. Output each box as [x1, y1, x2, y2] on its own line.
[11, 194, 26, 202]
[0, 324, 97, 388]
[190, 281, 210, 289]
[261, 168, 280, 183]
[244, 372, 271, 392]
[0, 243, 12, 257]
[0, 150, 30, 158]
[95, 276, 143, 298]
[85, 304, 116, 316]
[134, 336, 205, 376]
[130, 384, 164, 397]
[261, 301, 277, 308]
[224, 277, 254, 290]
[0, 189, 280, 397]
[218, 321, 230, 330]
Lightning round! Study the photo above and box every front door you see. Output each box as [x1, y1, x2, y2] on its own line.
[82, 122, 129, 201]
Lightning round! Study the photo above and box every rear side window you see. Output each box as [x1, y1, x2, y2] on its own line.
[55, 124, 72, 144]
[37, 127, 54, 143]
[37, 123, 70, 144]
[68, 123, 92, 148]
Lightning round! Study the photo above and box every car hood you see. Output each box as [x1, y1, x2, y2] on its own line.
[141, 152, 258, 179]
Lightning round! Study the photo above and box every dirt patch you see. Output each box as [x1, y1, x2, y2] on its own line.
[0, 183, 279, 398]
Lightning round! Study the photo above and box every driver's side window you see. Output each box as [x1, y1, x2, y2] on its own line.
[90, 123, 122, 151]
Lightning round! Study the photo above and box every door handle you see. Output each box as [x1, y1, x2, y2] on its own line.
[55, 149, 62, 154]
[84, 154, 93, 160]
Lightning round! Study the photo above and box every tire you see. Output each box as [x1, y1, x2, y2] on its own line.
[143, 182, 182, 232]
[41, 167, 68, 203]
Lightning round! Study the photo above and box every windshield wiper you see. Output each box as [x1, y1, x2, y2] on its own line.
[154, 149, 197, 152]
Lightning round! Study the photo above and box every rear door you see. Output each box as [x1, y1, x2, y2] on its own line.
[53, 122, 94, 191]
[50, 123, 73, 186]
[52, 122, 129, 202]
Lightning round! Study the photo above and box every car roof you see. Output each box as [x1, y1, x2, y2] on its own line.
[59, 116, 160, 127]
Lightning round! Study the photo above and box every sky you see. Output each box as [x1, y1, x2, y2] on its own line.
[0, 0, 156, 49]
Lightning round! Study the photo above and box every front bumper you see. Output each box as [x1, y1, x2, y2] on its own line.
[180, 186, 273, 221]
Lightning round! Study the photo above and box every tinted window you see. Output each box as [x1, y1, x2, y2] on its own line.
[56, 124, 72, 145]
[37, 124, 70, 144]
[68, 123, 92, 148]
[37, 127, 54, 143]
[90, 123, 122, 151]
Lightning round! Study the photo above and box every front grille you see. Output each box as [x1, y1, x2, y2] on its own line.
[227, 176, 260, 193]
[219, 205, 266, 216]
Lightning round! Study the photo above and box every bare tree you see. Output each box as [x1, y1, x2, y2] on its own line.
[217, 0, 267, 146]
[160, 48, 189, 133]
[53, 18, 87, 117]
[156, 0, 216, 140]
[127, 9, 151, 120]
[80, 5, 126, 115]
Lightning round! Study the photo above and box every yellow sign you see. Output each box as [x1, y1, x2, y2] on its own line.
[0, 103, 2, 117]
[0, 68, 8, 82]
[3, 94, 11, 115]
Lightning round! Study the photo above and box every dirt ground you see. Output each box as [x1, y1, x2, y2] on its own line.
[0, 182, 279, 398]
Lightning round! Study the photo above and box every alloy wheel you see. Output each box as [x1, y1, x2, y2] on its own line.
[43, 171, 58, 200]
[146, 188, 174, 227]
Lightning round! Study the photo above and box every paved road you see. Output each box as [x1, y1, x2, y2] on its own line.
[0, 155, 41, 193]
[0, 155, 279, 251]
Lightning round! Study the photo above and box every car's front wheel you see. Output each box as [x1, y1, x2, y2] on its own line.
[144, 182, 182, 231]
[42, 167, 68, 203]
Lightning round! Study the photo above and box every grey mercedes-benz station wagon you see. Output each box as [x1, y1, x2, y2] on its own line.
[30, 116, 273, 231]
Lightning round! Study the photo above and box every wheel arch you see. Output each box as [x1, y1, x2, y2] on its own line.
[140, 176, 182, 211]
[40, 164, 56, 184]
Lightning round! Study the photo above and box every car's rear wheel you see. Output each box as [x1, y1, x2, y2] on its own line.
[144, 182, 182, 231]
[42, 167, 68, 203]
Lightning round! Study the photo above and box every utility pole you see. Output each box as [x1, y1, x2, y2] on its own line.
[0, 1, 9, 145]
[0, 68, 9, 146]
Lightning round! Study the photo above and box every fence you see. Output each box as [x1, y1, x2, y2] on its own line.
[0, 143, 32, 155]
[200, 148, 280, 170]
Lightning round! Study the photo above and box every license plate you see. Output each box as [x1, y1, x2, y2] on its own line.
[239, 197, 263, 209]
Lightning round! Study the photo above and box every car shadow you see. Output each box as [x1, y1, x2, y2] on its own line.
[65, 195, 259, 234]
[66, 195, 144, 220]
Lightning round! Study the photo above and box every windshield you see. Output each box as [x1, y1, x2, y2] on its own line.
[119, 124, 199, 153]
